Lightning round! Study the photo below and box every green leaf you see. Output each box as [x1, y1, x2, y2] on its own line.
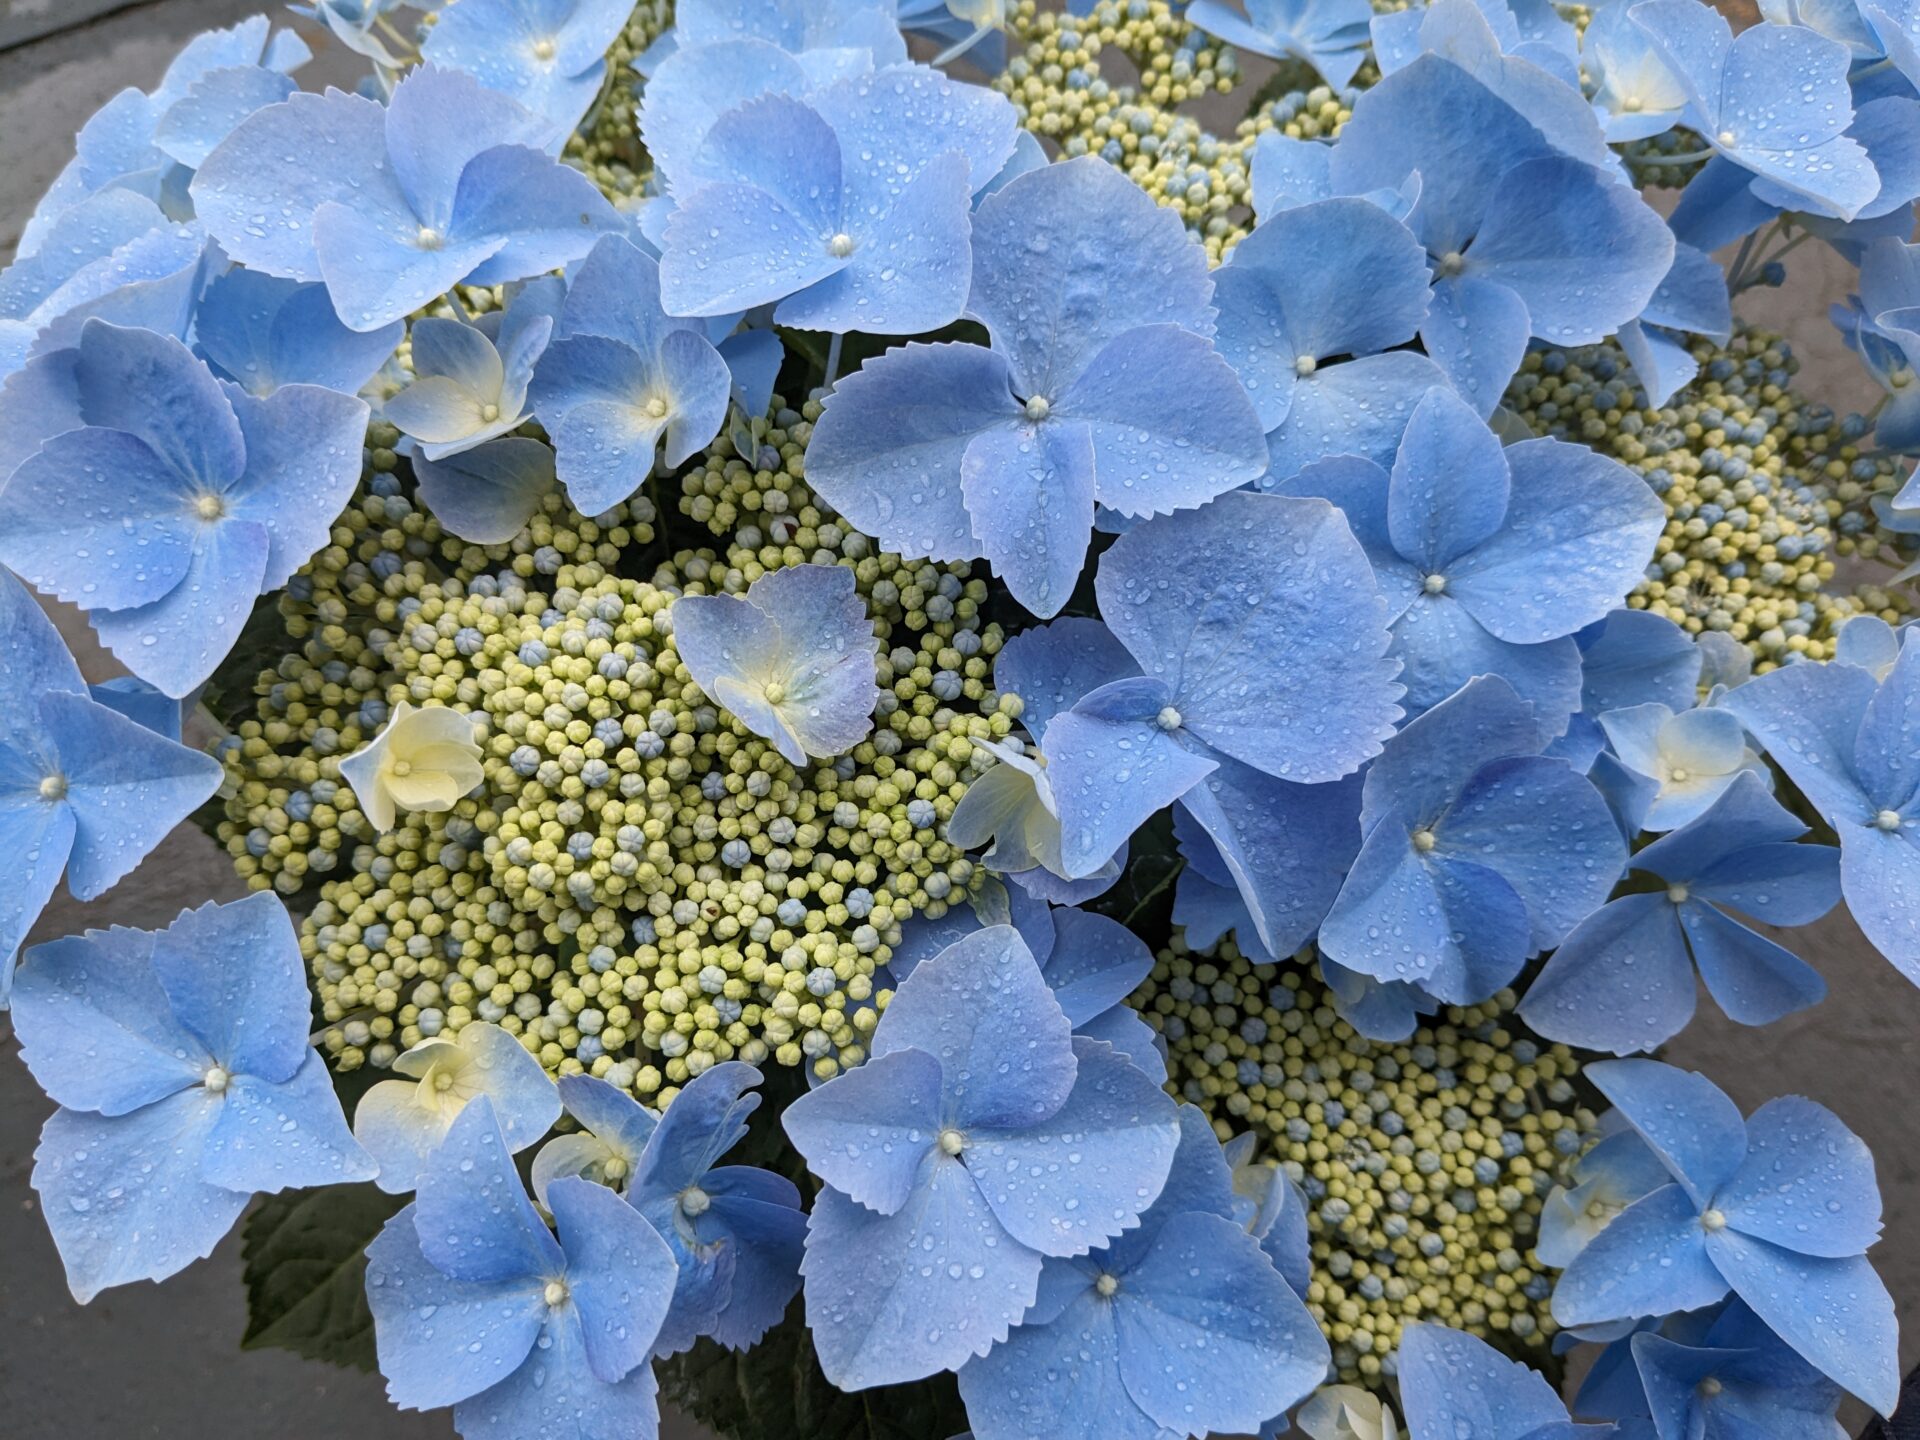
[657, 1299, 971, 1440]
[240, 1181, 405, 1372]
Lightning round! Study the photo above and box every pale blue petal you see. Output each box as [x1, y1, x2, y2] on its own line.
[413, 437, 556, 545]
[965, 1039, 1180, 1258]
[806, 63, 1015, 221]
[1245, 131, 1334, 218]
[1578, 609, 1701, 718]
[1178, 759, 1365, 958]
[1683, 902, 1828, 1028]
[414, 1100, 565, 1284]
[873, 925, 1077, 1130]
[455, 1311, 663, 1440]
[1462, 155, 1673, 344]
[154, 64, 298, 169]
[1421, 272, 1532, 418]
[0, 566, 84, 712]
[630, 1059, 761, 1197]
[1112, 1210, 1329, 1433]
[700, 1173, 807, 1350]
[1619, 320, 1700, 408]
[1390, 591, 1583, 726]
[1385, 385, 1511, 571]
[1666, 155, 1778, 256]
[225, 381, 371, 589]
[1397, 1322, 1574, 1440]
[557, 234, 688, 352]
[548, 1175, 678, 1381]
[1043, 681, 1217, 878]
[961, 419, 1097, 620]
[1097, 490, 1401, 782]
[1057, 325, 1269, 519]
[1075, 1008, 1166, 1083]
[47, 689, 223, 899]
[807, 340, 1020, 562]
[639, 39, 811, 194]
[1449, 437, 1665, 644]
[196, 270, 401, 396]
[364, 1207, 549, 1411]
[192, 89, 400, 282]
[1715, 1095, 1880, 1258]
[33, 1092, 246, 1302]
[10, 923, 207, 1114]
[657, 328, 732, 465]
[1214, 199, 1432, 430]
[555, 1073, 659, 1159]
[1551, 1181, 1728, 1326]
[1838, 829, 1920, 985]
[312, 201, 498, 336]
[966, 154, 1214, 398]
[802, 1159, 1041, 1389]
[1359, 672, 1541, 829]
[1260, 349, 1451, 483]
[201, 1052, 378, 1191]
[381, 65, 555, 223]
[1703, 1233, 1899, 1416]
[89, 518, 271, 698]
[1443, 753, 1626, 949]
[717, 329, 782, 417]
[1852, 633, 1920, 807]
[781, 1046, 943, 1214]
[990, 618, 1138, 741]
[957, 1282, 1163, 1440]
[1519, 893, 1696, 1054]
[1588, 1058, 1748, 1204]
[775, 151, 974, 336]
[1722, 661, 1877, 828]
[448, 142, 622, 287]
[146, 892, 309, 1081]
[1040, 909, 1155, 1026]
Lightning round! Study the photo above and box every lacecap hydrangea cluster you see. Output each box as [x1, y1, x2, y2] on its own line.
[4, 1, 1920, 1439]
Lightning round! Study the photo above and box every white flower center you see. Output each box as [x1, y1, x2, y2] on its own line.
[1667, 883, 1690, 904]
[1435, 251, 1466, 279]
[827, 232, 856, 258]
[416, 226, 444, 251]
[1024, 395, 1051, 422]
[194, 492, 227, 521]
[644, 396, 669, 419]
[1669, 767, 1690, 782]
[391, 758, 414, 778]
[1094, 1273, 1119, 1298]
[1423, 573, 1447, 595]
[1294, 354, 1318, 377]
[1701, 1208, 1728, 1232]
[938, 1127, 967, 1157]
[1622, 94, 1644, 113]
[204, 1065, 232, 1094]
[680, 1185, 712, 1217]
[532, 37, 556, 61]
[39, 773, 68, 803]
[544, 1279, 570, 1307]
[1411, 829, 1437, 853]
[1717, 129, 1737, 147]
[603, 1155, 630, 1182]
[1875, 809, 1903, 832]
[1155, 706, 1183, 732]
[763, 680, 787, 705]
[481, 403, 500, 423]
[1698, 1377, 1723, 1399]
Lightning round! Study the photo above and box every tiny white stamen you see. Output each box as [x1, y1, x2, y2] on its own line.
[39, 773, 67, 802]
[1698, 1377, 1723, 1399]
[1423, 573, 1447, 595]
[1701, 1208, 1728, 1232]
[938, 1128, 966, 1157]
[433, 1070, 455, 1091]
[1669, 767, 1690, 782]
[1435, 251, 1466, 278]
[204, 1065, 231, 1094]
[532, 37, 556, 61]
[392, 758, 414, 778]
[1294, 354, 1318, 377]
[1622, 95, 1644, 113]
[763, 680, 787, 705]
[544, 1280, 570, 1307]
[416, 226, 444, 251]
[195, 493, 227, 521]
[827, 232, 856, 258]
[1717, 130, 1737, 147]
[1667, 883, 1690, 904]
[644, 396, 669, 419]
[1024, 395, 1051, 422]
[1155, 706, 1183, 732]
[481, 403, 500, 423]
[680, 1185, 712, 1217]
[603, 1156, 630, 1182]
[1411, 829, 1437, 853]
[1875, 809, 1903, 832]
[1094, 1273, 1119, 1298]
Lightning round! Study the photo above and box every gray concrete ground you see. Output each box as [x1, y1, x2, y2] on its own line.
[1, 2, 1917, 1438]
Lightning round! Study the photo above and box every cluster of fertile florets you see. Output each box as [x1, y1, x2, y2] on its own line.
[1508, 330, 1915, 667]
[1134, 932, 1596, 1387]
[994, 0, 1355, 261]
[564, 0, 675, 198]
[216, 403, 1017, 1103]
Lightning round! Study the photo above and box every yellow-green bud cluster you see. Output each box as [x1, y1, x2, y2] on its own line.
[1133, 932, 1597, 1388]
[1506, 330, 1914, 668]
[992, 0, 1356, 263]
[563, 0, 675, 199]
[215, 404, 1017, 1105]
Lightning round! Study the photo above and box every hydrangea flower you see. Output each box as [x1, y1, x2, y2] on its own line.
[365, 1099, 678, 1439]
[1617, 241, 1734, 407]
[1834, 615, 1907, 677]
[1186, 0, 1373, 88]
[1371, 0, 1588, 124]
[614, 1063, 807, 1353]
[0, 567, 222, 999]
[1225, 1132, 1310, 1296]
[886, 882, 1165, 1079]
[291, 0, 410, 68]
[1552, 1059, 1897, 1415]
[19, 16, 309, 256]
[1833, 236, 1920, 452]
[1319, 675, 1626, 1007]
[193, 64, 620, 331]
[1395, 1322, 1601, 1440]
[194, 268, 403, 397]
[421, 0, 636, 136]
[956, 1107, 1328, 1440]
[1282, 387, 1665, 724]
[352, 1020, 561, 1193]
[385, 279, 560, 461]
[340, 699, 486, 835]
[1580, 0, 1689, 142]
[13, 893, 374, 1299]
[1536, 1122, 1670, 1271]
[1211, 195, 1450, 483]
[781, 925, 1181, 1387]
[0, 191, 207, 379]
[1597, 701, 1765, 831]
[1724, 630, 1920, 984]
[1031, 489, 1400, 879]
[670, 563, 878, 767]
[1330, 51, 1673, 411]
[943, 736, 1101, 892]
[0, 321, 367, 697]
[806, 157, 1267, 614]
[1553, 607, 1705, 772]
[1631, 1, 1879, 219]
[1579, 1299, 1848, 1440]
[657, 68, 1016, 333]
[529, 235, 732, 513]
[1521, 772, 1838, 1054]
